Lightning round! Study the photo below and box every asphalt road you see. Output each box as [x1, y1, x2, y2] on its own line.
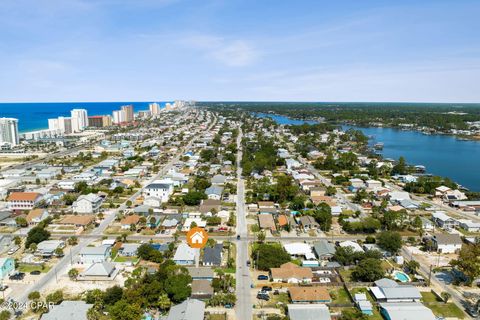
[235, 127, 253, 320]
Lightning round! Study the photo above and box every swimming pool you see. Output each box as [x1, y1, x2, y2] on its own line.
[393, 271, 411, 283]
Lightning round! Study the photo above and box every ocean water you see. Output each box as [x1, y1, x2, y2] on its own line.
[0, 102, 168, 133]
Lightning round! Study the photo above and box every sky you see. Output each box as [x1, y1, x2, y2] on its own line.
[0, 0, 479, 103]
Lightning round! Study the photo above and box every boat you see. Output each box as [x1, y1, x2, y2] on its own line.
[374, 142, 384, 150]
[414, 165, 426, 173]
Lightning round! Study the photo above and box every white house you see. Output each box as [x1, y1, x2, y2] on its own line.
[431, 211, 458, 230]
[79, 246, 111, 264]
[457, 219, 480, 232]
[72, 193, 103, 214]
[432, 234, 463, 253]
[349, 178, 365, 189]
[173, 243, 196, 265]
[366, 179, 382, 190]
[143, 180, 174, 203]
[339, 240, 364, 253]
[182, 218, 207, 232]
[144, 196, 162, 208]
[57, 180, 76, 191]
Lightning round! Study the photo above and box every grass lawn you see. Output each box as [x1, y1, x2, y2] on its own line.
[422, 292, 464, 318]
[339, 269, 353, 282]
[427, 302, 465, 319]
[421, 292, 442, 303]
[114, 256, 139, 263]
[18, 264, 51, 273]
[329, 287, 351, 304]
[206, 314, 227, 320]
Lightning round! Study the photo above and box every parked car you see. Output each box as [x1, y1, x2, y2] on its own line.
[256, 292, 270, 301]
[9, 272, 25, 280]
[236, 235, 240, 240]
[30, 270, 41, 275]
[246, 260, 251, 267]
[273, 290, 280, 295]
[257, 275, 269, 281]
[261, 286, 273, 292]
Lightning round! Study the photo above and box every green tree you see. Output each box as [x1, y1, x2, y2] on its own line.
[28, 291, 41, 300]
[109, 300, 142, 320]
[351, 258, 385, 282]
[26, 226, 50, 248]
[451, 243, 480, 286]
[441, 292, 451, 303]
[46, 290, 64, 305]
[377, 231, 402, 254]
[157, 293, 171, 312]
[68, 268, 79, 280]
[252, 243, 291, 271]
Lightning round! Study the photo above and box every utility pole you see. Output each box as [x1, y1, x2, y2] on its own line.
[428, 264, 433, 286]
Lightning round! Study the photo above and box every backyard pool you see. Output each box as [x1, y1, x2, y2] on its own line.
[393, 271, 411, 283]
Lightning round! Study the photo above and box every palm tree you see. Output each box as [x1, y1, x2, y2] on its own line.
[157, 294, 171, 313]
[68, 268, 79, 280]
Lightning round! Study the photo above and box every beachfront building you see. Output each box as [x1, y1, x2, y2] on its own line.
[0, 118, 19, 147]
[71, 109, 88, 133]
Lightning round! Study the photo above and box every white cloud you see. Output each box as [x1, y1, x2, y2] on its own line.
[181, 34, 258, 67]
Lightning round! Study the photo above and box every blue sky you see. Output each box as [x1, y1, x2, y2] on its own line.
[0, 0, 479, 102]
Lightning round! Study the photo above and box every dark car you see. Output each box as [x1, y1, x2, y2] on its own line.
[9, 272, 25, 280]
[273, 290, 280, 295]
[256, 292, 270, 301]
[30, 270, 41, 275]
[246, 260, 251, 267]
[257, 275, 269, 281]
[237, 235, 240, 240]
[261, 286, 272, 292]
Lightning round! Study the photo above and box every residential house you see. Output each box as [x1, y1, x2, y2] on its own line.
[431, 211, 458, 229]
[420, 217, 434, 231]
[79, 246, 111, 264]
[143, 180, 174, 203]
[166, 299, 205, 320]
[289, 286, 332, 304]
[355, 293, 373, 315]
[205, 186, 223, 200]
[432, 234, 463, 253]
[26, 208, 49, 225]
[173, 243, 196, 265]
[7, 192, 41, 211]
[36, 240, 65, 258]
[379, 302, 435, 320]
[202, 244, 222, 266]
[258, 214, 276, 231]
[118, 243, 140, 257]
[457, 219, 480, 232]
[270, 262, 313, 284]
[41, 301, 93, 320]
[57, 180, 76, 191]
[72, 193, 103, 214]
[79, 262, 118, 281]
[298, 215, 319, 230]
[199, 199, 221, 214]
[339, 241, 364, 253]
[120, 214, 141, 230]
[191, 280, 214, 300]
[313, 240, 336, 260]
[144, 196, 162, 208]
[287, 304, 331, 320]
[58, 215, 95, 229]
[369, 278, 422, 303]
[366, 179, 382, 190]
[186, 267, 214, 281]
[284, 243, 316, 260]
[349, 178, 365, 189]
[211, 174, 228, 185]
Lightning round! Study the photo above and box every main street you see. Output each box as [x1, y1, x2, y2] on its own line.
[235, 127, 253, 320]
[12, 110, 217, 304]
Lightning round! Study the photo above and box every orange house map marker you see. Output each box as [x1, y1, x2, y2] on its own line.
[186, 227, 208, 249]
